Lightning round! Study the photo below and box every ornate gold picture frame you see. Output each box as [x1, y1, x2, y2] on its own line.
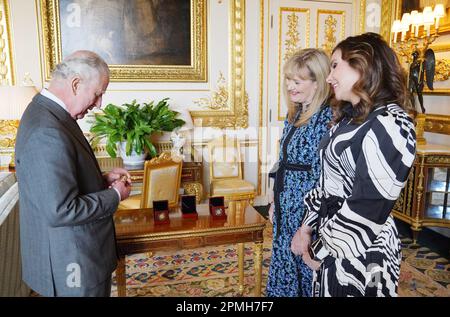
[40, 0, 207, 82]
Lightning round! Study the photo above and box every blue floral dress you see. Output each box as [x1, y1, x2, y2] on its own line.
[266, 105, 332, 297]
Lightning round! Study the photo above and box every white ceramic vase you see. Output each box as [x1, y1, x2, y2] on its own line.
[119, 142, 147, 167]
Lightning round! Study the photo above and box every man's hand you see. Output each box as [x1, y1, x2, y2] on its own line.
[104, 168, 131, 187]
[112, 179, 132, 201]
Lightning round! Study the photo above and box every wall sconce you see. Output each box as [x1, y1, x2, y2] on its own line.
[391, 4, 446, 114]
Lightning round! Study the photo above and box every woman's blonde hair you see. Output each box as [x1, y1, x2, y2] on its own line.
[283, 48, 331, 127]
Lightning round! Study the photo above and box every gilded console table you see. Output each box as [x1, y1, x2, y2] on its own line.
[392, 143, 450, 243]
[113, 204, 266, 297]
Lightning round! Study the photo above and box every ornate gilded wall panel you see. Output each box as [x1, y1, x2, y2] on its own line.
[277, 7, 310, 121]
[0, 0, 14, 85]
[316, 10, 346, 56]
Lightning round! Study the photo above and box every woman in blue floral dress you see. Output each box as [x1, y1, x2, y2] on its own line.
[266, 49, 332, 297]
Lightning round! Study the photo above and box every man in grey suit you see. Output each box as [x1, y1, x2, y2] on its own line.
[15, 50, 132, 296]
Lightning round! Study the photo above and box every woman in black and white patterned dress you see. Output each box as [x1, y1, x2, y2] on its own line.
[291, 33, 417, 296]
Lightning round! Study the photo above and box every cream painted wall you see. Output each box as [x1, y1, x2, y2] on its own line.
[5, 0, 450, 195]
[8, 0, 41, 88]
[7, 0, 262, 195]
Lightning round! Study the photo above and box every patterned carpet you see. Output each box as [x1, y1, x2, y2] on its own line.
[111, 223, 450, 297]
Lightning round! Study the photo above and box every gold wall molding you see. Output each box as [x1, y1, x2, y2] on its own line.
[0, 0, 14, 85]
[284, 12, 301, 61]
[430, 43, 450, 53]
[277, 7, 310, 121]
[193, 72, 228, 110]
[257, 0, 265, 195]
[424, 114, 450, 135]
[380, 0, 394, 43]
[322, 15, 337, 56]
[190, 0, 248, 128]
[316, 10, 345, 51]
[359, 0, 366, 34]
[40, 0, 207, 82]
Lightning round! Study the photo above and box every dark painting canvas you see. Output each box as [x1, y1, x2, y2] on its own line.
[59, 0, 191, 65]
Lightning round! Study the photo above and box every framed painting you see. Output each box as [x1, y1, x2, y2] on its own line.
[40, 0, 207, 82]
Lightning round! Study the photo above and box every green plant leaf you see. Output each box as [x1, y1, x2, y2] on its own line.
[89, 98, 186, 158]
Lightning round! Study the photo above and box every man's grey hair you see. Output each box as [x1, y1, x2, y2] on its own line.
[51, 50, 110, 83]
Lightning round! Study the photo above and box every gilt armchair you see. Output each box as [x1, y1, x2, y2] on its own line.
[207, 136, 255, 217]
[118, 151, 182, 210]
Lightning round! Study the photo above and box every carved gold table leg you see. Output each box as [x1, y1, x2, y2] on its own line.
[228, 201, 236, 226]
[237, 242, 245, 296]
[116, 256, 126, 297]
[254, 242, 263, 297]
[411, 227, 422, 244]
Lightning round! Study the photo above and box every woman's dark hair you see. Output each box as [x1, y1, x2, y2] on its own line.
[331, 32, 413, 124]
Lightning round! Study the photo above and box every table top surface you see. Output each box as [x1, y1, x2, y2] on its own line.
[114, 204, 266, 240]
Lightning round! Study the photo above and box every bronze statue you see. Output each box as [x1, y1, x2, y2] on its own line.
[408, 48, 435, 113]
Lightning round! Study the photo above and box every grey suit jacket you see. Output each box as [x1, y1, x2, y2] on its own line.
[15, 94, 120, 296]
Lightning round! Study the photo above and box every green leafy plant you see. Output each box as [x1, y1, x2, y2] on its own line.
[89, 98, 185, 158]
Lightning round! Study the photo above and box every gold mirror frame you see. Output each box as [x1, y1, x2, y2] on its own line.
[40, 0, 207, 82]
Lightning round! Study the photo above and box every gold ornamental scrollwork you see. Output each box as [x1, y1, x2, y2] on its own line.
[426, 156, 450, 164]
[277, 8, 310, 121]
[316, 10, 345, 50]
[194, 72, 229, 110]
[406, 166, 414, 216]
[148, 151, 176, 165]
[322, 15, 337, 56]
[284, 13, 301, 61]
[380, 0, 395, 42]
[182, 182, 203, 204]
[434, 59, 450, 82]
[393, 190, 404, 212]
[0, 119, 19, 148]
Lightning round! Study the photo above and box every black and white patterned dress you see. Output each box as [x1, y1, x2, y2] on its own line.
[303, 103, 416, 297]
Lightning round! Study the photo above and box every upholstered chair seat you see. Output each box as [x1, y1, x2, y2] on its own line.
[211, 179, 255, 195]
